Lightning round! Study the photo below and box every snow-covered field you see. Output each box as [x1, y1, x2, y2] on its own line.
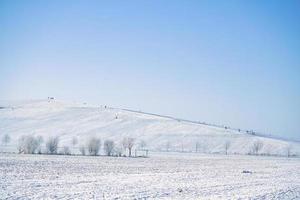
[1, 99, 300, 199]
[1, 152, 300, 199]
[1, 99, 299, 156]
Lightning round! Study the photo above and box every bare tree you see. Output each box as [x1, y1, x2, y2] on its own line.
[25, 136, 39, 154]
[252, 140, 263, 155]
[286, 145, 292, 157]
[79, 146, 86, 155]
[122, 137, 135, 157]
[181, 142, 184, 152]
[139, 140, 147, 150]
[46, 137, 60, 154]
[104, 139, 115, 156]
[72, 137, 78, 147]
[36, 136, 44, 154]
[17, 135, 26, 153]
[60, 146, 71, 155]
[87, 137, 101, 156]
[2, 134, 10, 146]
[224, 141, 231, 155]
[36, 135, 44, 144]
[122, 138, 127, 153]
[127, 138, 135, 157]
[114, 146, 122, 157]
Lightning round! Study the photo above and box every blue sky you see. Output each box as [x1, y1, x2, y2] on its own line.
[1, 0, 299, 140]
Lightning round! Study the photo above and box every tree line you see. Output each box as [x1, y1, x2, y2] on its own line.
[13, 135, 145, 157]
[0, 133, 296, 157]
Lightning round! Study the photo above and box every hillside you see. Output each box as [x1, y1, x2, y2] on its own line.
[0, 99, 299, 156]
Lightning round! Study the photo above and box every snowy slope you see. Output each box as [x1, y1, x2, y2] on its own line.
[0, 99, 299, 156]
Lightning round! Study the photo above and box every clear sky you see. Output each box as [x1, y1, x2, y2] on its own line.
[1, 0, 299, 140]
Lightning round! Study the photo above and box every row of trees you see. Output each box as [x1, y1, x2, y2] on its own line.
[80, 137, 137, 156]
[165, 140, 233, 154]
[18, 135, 57, 154]
[15, 135, 140, 157]
[0, 134, 295, 157]
[165, 140, 294, 157]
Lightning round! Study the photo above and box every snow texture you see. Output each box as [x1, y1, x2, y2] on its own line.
[1, 153, 300, 199]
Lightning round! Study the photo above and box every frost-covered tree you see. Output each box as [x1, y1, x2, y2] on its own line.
[122, 137, 135, 157]
[36, 136, 44, 154]
[72, 137, 78, 147]
[286, 145, 292, 157]
[114, 145, 122, 157]
[46, 137, 60, 154]
[252, 140, 263, 155]
[61, 146, 71, 155]
[224, 141, 231, 155]
[17, 136, 26, 153]
[2, 134, 10, 146]
[36, 135, 44, 145]
[17, 135, 39, 154]
[139, 140, 147, 150]
[181, 142, 185, 152]
[87, 137, 101, 156]
[24, 136, 39, 154]
[104, 139, 115, 156]
[79, 146, 86, 155]
[122, 138, 127, 153]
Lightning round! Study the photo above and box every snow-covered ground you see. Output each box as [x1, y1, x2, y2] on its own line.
[0, 99, 299, 156]
[1, 152, 300, 199]
[1, 100, 300, 199]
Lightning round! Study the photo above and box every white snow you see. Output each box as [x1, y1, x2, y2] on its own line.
[1, 153, 300, 199]
[0, 99, 299, 156]
[1, 99, 300, 199]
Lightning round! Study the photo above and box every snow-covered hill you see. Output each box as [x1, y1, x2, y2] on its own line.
[0, 99, 299, 156]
